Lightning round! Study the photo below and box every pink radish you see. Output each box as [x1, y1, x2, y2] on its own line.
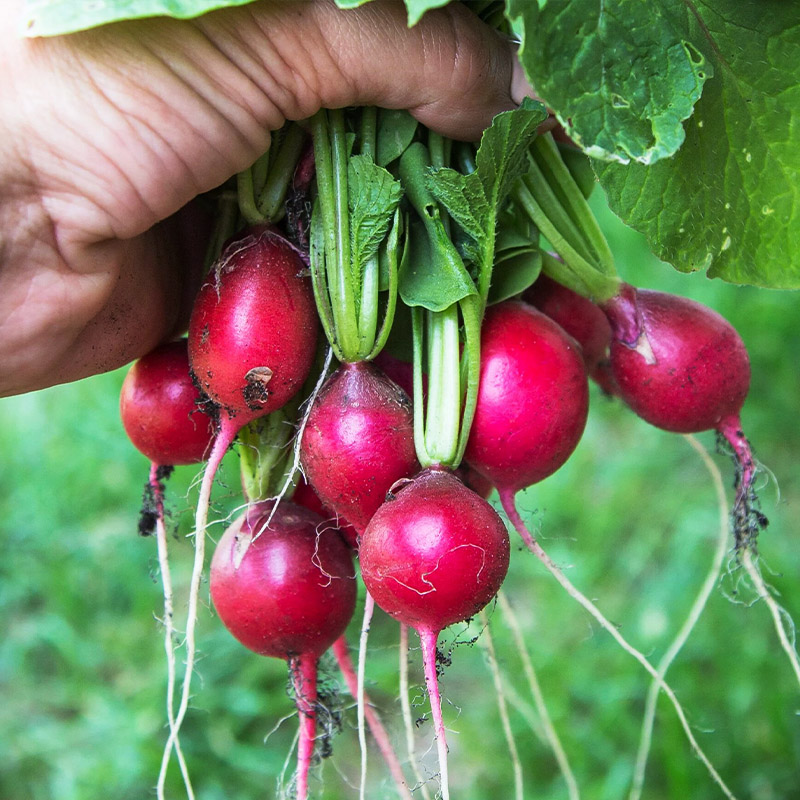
[189, 225, 318, 428]
[210, 500, 356, 800]
[525, 272, 617, 395]
[359, 468, 510, 800]
[300, 361, 418, 541]
[465, 300, 589, 494]
[120, 339, 214, 467]
[462, 300, 589, 570]
[602, 283, 764, 548]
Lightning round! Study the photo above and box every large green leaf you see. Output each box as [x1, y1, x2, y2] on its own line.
[20, 0, 258, 35]
[595, 1, 800, 289]
[507, 0, 710, 165]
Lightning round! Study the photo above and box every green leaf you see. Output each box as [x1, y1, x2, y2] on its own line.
[399, 220, 477, 311]
[488, 248, 542, 305]
[20, 0, 258, 35]
[348, 154, 403, 277]
[427, 169, 489, 245]
[507, 0, 711, 165]
[376, 109, 418, 167]
[595, 1, 800, 289]
[404, 0, 451, 27]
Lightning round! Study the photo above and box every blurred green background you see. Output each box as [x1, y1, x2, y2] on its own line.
[1, 190, 798, 800]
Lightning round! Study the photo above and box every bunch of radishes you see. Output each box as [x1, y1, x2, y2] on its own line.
[119, 103, 763, 799]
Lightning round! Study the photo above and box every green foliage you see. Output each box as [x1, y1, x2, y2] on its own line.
[509, 0, 800, 288]
[428, 101, 546, 272]
[376, 110, 418, 168]
[19, 0, 258, 35]
[594, 1, 800, 289]
[507, 0, 710, 166]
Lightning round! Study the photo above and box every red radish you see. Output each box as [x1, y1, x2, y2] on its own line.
[359, 468, 510, 800]
[189, 226, 318, 427]
[601, 283, 764, 548]
[525, 272, 617, 395]
[465, 300, 589, 494]
[462, 300, 589, 571]
[300, 361, 418, 540]
[120, 339, 215, 467]
[211, 500, 356, 800]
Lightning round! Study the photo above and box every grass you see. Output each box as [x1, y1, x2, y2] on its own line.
[1, 190, 799, 799]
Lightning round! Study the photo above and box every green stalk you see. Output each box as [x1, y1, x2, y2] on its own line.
[329, 110, 359, 356]
[357, 108, 380, 353]
[531, 133, 616, 276]
[258, 123, 306, 221]
[360, 107, 378, 158]
[310, 110, 359, 358]
[238, 405, 298, 502]
[237, 166, 263, 225]
[540, 250, 621, 303]
[454, 295, 482, 466]
[514, 179, 620, 302]
[251, 148, 271, 200]
[423, 306, 461, 465]
[203, 189, 239, 273]
[366, 209, 401, 361]
[524, 155, 596, 266]
[411, 307, 432, 467]
[309, 201, 344, 362]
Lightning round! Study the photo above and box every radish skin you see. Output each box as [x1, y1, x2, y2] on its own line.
[360, 468, 510, 800]
[210, 501, 356, 799]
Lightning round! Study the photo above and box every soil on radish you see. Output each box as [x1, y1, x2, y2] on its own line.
[137, 465, 174, 537]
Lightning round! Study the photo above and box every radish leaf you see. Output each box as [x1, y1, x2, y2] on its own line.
[376, 109, 418, 167]
[400, 220, 477, 312]
[507, 0, 710, 165]
[20, 0, 258, 35]
[595, 1, 800, 289]
[348, 155, 403, 275]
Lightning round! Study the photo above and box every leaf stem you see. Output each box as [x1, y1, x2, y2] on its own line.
[515, 181, 620, 302]
[259, 123, 306, 221]
[423, 306, 461, 466]
[237, 166, 263, 225]
[530, 134, 616, 276]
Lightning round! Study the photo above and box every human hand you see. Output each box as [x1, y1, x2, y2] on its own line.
[0, 0, 534, 397]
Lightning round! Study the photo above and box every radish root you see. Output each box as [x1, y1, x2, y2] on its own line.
[629, 434, 730, 800]
[150, 464, 195, 800]
[159, 420, 236, 791]
[497, 590, 579, 800]
[399, 623, 433, 800]
[331, 636, 413, 799]
[498, 488, 738, 800]
[478, 609, 523, 800]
